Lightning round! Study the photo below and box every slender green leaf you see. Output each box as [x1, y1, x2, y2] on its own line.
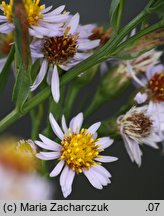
[12, 0, 31, 110]
[0, 45, 15, 92]
[109, 0, 125, 32]
[12, 63, 31, 109]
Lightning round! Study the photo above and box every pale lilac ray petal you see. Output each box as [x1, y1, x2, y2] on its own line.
[41, 6, 52, 14]
[31, 52, 44, 58]
[72, 112, 83, 133]
[62, 115, 69, 134]
[87, 122, 101, 134]
[96, 137, 114, 149]
[51, 65, 60, 103]
[92, 133, 98, 140]
[69, 116, 75, 132]
[60, 165, 70, 197]
[134, 92, 148, 104]
[83, 169, 103, 190]
[73, 52, 91, 61]
[39, 134, 62, 150]
[31, 25, 50, 35]
[43, 5, 65, 16]
[35, 141, 61, 151]
[50, 160, 65, 177]
[49, 113, 64, 140]
[78, 40, 100, 51]
[144, 139, 159, 149]
[29, 28, 44, 38]
[89, 168, 111, 186]
[0, 22, 14, 33]
[31, 60, 48, 91]
[132, 143, 142, 167]
[43, 13, 69, 22]
[0, 15, 8, 20]
[67, 13, 80, 34]
[92, 165, 112, 178]
[63, 169, 75, 198]
[36, 152, 61, 160]
[95, 156, 118, 163]
[120, 128, 135, 162]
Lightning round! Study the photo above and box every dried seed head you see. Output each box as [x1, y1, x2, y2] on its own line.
[118, 107, 153, 141]
[125, 113, 153, 138]
[42, 34, 79, 65]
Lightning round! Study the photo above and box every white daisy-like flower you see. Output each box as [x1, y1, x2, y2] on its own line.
[117, 106, 162, 167]
[134, 64, 164, 141]
[30, 13, 100, 102]
[0, 165, 52, 200]
[0, 0, 69, 38]
[35, 112, 118, 198]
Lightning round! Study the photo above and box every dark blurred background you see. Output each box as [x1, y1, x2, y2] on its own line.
[0, 0, 164, 199]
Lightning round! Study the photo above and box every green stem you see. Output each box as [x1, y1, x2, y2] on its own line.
[64, 84, 80, 120]
[0, 88, 50, 133]
[0, 109, 22, 133]
[31, 103, 44, 140]
[113, 21, 163, 56]
[84, 92, 107, 118]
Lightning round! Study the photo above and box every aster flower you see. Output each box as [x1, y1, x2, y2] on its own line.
[0, 0, 69, 38]
[117, 106, 162, 167]
[134, 64, 164, 141]
[30, 13, 100, 102]
[35, 112, 118, 198]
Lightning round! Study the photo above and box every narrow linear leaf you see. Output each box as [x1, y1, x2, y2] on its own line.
[12, 0, 31, 110]
[109, 0, 124, 32]
[12, 64, 31, 109]
[0, 45, 15, 92]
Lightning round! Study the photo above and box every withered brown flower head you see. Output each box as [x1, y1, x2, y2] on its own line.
[89, 26, 113, 46]
[42, 33, 79, 65]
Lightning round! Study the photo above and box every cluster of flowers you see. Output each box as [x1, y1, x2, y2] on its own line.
[0, 0, 117, 199]
[0, 0, 163, 199]
[116, 48, 164, 167]
[0, 0, 100, 102]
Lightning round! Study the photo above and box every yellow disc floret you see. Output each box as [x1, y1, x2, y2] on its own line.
[1, 0, 45, 26]
[60, 128, 103, 174]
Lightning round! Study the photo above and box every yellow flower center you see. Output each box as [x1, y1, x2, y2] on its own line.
[60, 129, 102, 174]
[1, 0, 45, 26]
